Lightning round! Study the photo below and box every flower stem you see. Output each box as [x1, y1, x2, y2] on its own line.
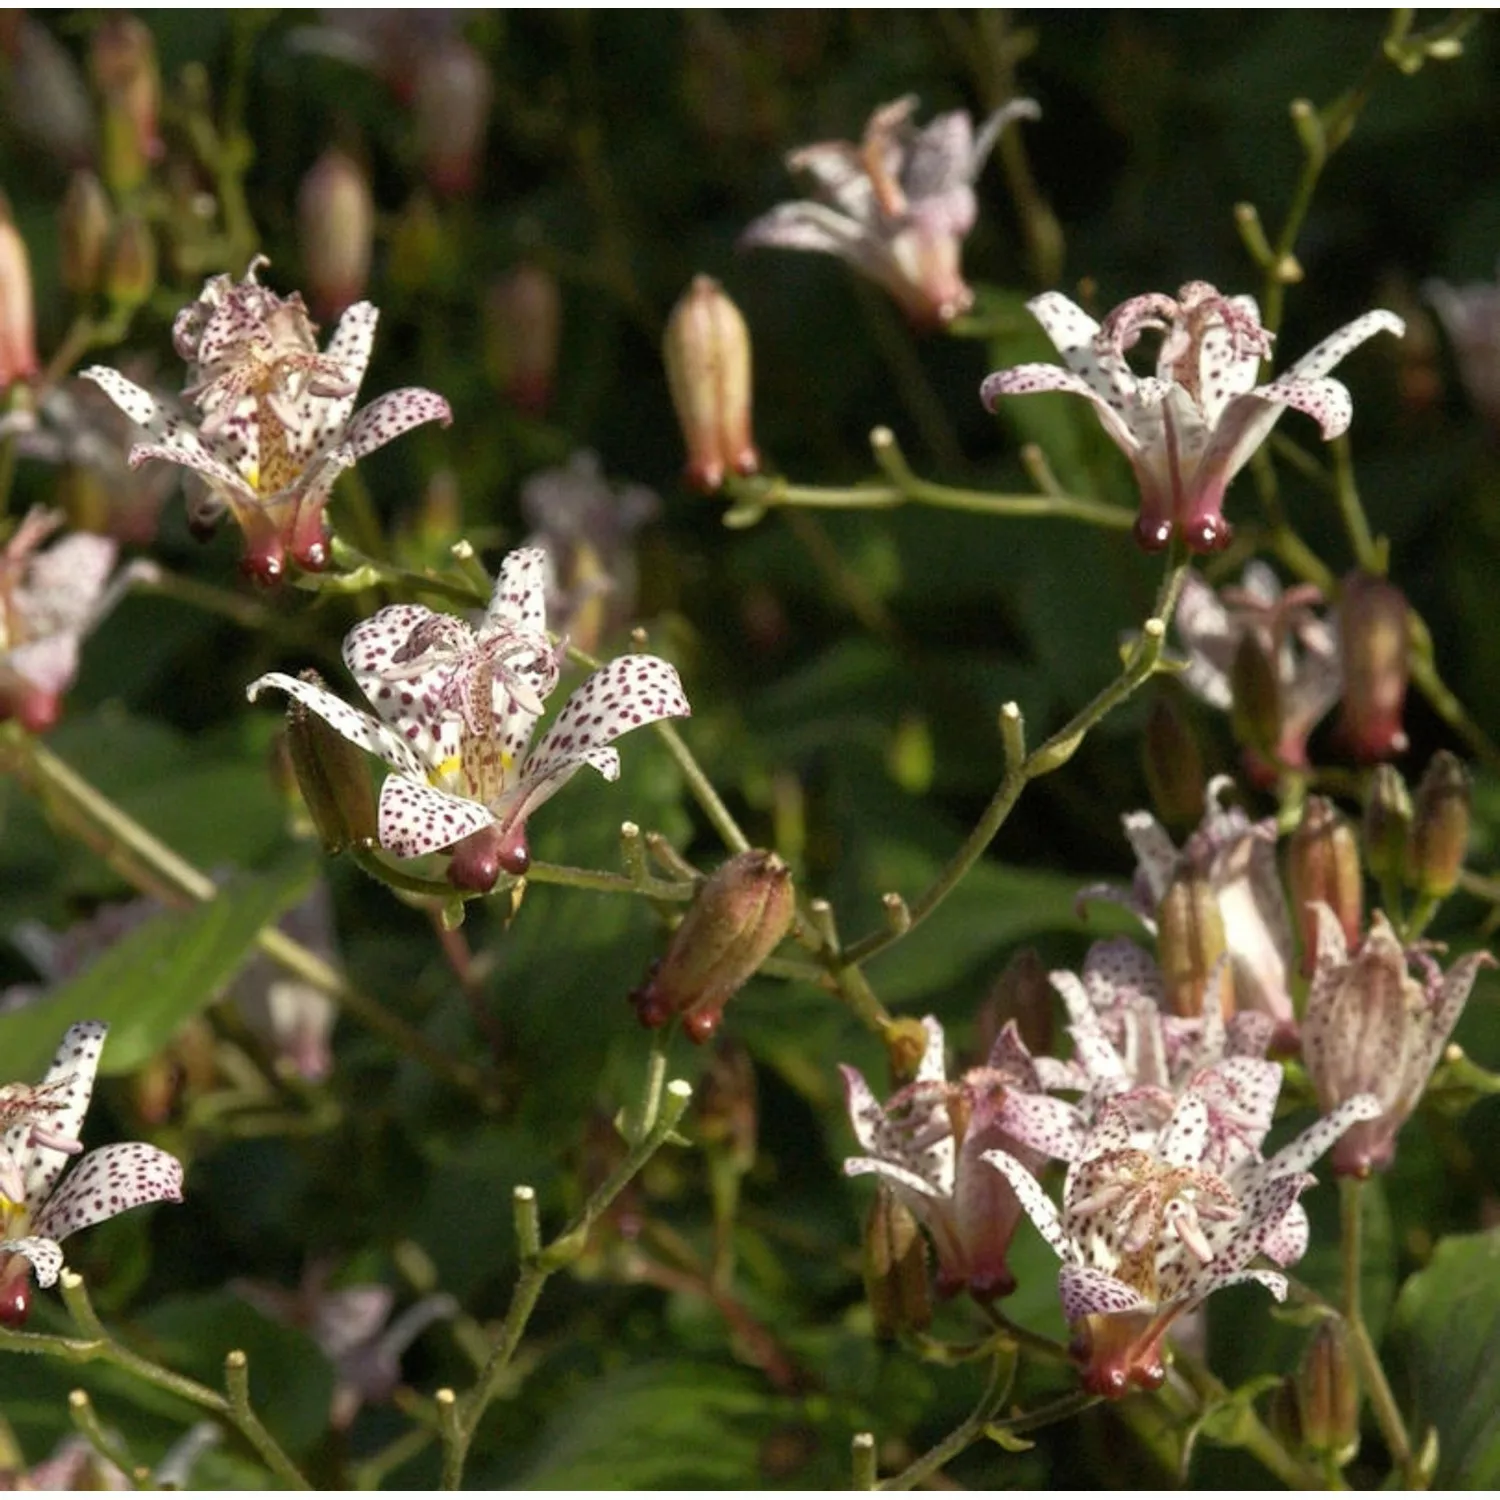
[1340, 1177, 1419, 1486]
[440, 1078, 694, 1488]
[877, 1348, 1018, 1491]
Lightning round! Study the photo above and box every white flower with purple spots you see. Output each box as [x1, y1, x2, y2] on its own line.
[984, 1085, 1380, 1398]
[980, 283, 1403, 554]
[841, 1015, 1076, 1300]
[742, 95, 1039, 329]
[0, 1021, 184, 1316]
[82, 258, 452, 583]
[247, 547, 691, 890]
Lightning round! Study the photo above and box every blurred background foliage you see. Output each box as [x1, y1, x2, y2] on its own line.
[2, 8, 1500, 1489]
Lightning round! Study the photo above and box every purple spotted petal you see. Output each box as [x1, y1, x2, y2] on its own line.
[1261, 1200, 1309, 1268]
[18, 1021, 106, 1212]
[1121, 811, 1179, 905]
[981, 1147, 1069, 1259]
[1059, 1264, 1151, 1322]
[1158, 1092, 1210, 1167]
[0, 1235, 64, 1288]
[247, 672, 428, 781]
[343, 605, 465, 767]
[335, 388, 453, 464]
[844, 1154, 943, 1200]
[377, 775, 494, 859]
[1266, 1093, 1382, 1180]
[485, 547, 551, 637]
[521, 655, 690, 789]
[32, 1141, 184, 1244]
[307, 301, 380, 448]
[840, 1064, 888, 1156]
[997, 1090, 1087, 1163]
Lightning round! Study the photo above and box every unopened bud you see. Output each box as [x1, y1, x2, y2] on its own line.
[1407, 750, 1470, 900]
[285, 669, 378, 853]
[298, 147, 374, 320]
[628, 849, 794, 1043]
[1337, 571, 1410, 762]
[1363, 763, 1412, 888]
[413, 40, 492, 198]
[90, 15, 161, 195]
[389, 192, 444, 294]
[104, 214, 156, 311]
[863, 1187, 931, 1340]
[59, 171, 113, 297]
[1287, 797, 1363, 976]
[979, 946, 1053, 1058]
[0, 197, 39, 389]
[663, 274, 759, 493]
[1157, 869, 1232, 1018]
[1297, 1318, 1359, 1461]
[1229, 629, 1282, 761]
[1143, 693, 1207, 830]
[1266, 1376, 1303, 1453]
[696, 1038, 758, 1174]
[485, 264, 562, 416]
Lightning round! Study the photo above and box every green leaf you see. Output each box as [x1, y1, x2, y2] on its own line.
[1389, 1227, 1500, 1486]
[0, 855, 317, 1080]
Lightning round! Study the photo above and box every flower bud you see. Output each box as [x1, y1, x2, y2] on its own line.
[1143, 693, 1207, 831]
[297, 147, 374, 320]
[485, 265, 562, 417]
[1287, 797, 1363, 977]
[1297, 1318, 1359, 1461]
[0, 197, 39, 390]
[1407, 750, 1470, 900]
[884, 1016, 932, 1085]
[90, 15, 161, 196]
[1336, 571, 1410, 762]
[1157, 868, 1232, 1018]
[628, 849, 794, 1043]
[104, 214, 157, 311]
[1229, 628, 1282, 762]
[447, 822, 529, 893]
[413, 40, 492, 198]
[979, 946, 1053, 1059]
[59, 171, 113, 298]
[663, 274, 759, 493]
[1363, 763, 1412, 889]
[285, 669, 378, 853]
[863, 1186, 931, 1340]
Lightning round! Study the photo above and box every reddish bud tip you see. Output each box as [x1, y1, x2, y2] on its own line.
[448, 826, 504, 893]
[1133, 514, 1174, 552]
[14, 685, 61, 733]
[1336, 571, 1410, 762]
[240, 544, 286, 587]
[1184, 514, 1233, 554]
[0, 1256, 33, 1328]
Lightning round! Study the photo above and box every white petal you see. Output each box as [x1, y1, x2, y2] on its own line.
[334, 387, 453, 464]
[982, 1147, 1070, 1260]
[18, 1022, 107, 1214]
[247, 671, 428, 780]
[32, 1141, 183, 1243]
[376, 775, 494, 859]
[486, 547, 551, 636]
[0, 1235, 63, 1288]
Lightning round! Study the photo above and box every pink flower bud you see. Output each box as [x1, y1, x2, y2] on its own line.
[1157, 868, 1232, 1018]
[412, 40, 492, 198]
[1287, 797, 1363, 977]
[1336, 571, 1410, 762]
[485, 265, 562, 417]
[298, 148, 374, 320]
[90, 14, 162, 195]
[629, 850, 793, 1042]
[0, 1253, 32, 1328]
[0, 198, 39, 390]
[663, 275, 759, 493]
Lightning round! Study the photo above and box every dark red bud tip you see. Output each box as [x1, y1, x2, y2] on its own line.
[1133, 515, 1174, 551]
[0, 1260, 32, 1328]
[240, 545, 286, 587]
[448, 826, 504, 893]
[1185, 515, 1233, 554]
[628, 965, 674, 1030]
[294, 533, 331, 572]
[16, 687, 61, 733]
[496, 824, 530, 876]
[681, 1003, 725, 1044]
[684, 460, 726, 495]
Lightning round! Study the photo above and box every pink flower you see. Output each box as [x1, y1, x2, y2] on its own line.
[981, 284, 1403, 553]
[1426, 264, 1500, 432]
[247, 547, 690, 888]
[83, 258, 452, 583]
[985, 1086, 1380, 1397]
[1302, 906, 1493, 1176]
[0, 1022, 184, 1321]
[742, 95, 1039, 328]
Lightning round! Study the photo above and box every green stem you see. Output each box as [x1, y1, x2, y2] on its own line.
[226, 1349, 313, 1489]
[854, 284, 963, 472]
[1341, 1178, 1418, 1486]
[441, 1079, 694, 1488]
[651, 721, 752, 856]
[1329, 436, 1382, 573]
[877, 1349, 1018, 1491]
[851, 1432, 878, 1490]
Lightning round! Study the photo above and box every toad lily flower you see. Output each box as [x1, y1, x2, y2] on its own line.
[0, 1021, 184, 1324]
[741, 95, 1040, 328]
[1425, 263, 1500, 432]
[842, 1015, 1075, 1300]
[248, 547, 690, 891]
[83, 257, 452, 583]
[981, 284, 1403, 553]
[0, 506, 146, 732]
[985, 1086, 1381, 1397]
[1302, 905, 1494, 1177]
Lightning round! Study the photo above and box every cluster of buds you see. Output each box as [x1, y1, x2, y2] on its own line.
[664, 275, 760, 493]
[630, 850, 794, 1042]
[251, 546, 690, 888]
[85, 258, 452, 582]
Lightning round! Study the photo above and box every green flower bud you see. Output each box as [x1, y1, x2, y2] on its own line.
[59, 170, 112, 297]
[104, 214, 156, 311]
[1407, 750, 1471, 900]
[284, 669, 377, 853]
[1157, 869, 1231, 1018]
[1229, 629, 1282, 761]
[863, 1186, 931, 1340]
[629, 850, 794, 1043]
[1287, 797, 1363, 977]
[1297, 1318, 1359, 1462]
[1143, 692, 1207, 831]
[1363, 764, 1412, 889]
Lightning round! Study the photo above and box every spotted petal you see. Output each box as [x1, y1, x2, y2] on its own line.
[982, 1147, 1070, 1260]
[376, 775, 495, 859]
[304, 301, 380, 452]
[13, 1022, 107, 1213]
[485, 547, 551, 637]
[333, 388, 453, 465]
[343, 604, 465, 768]
[1059, 1264, 1151, 1322]
[0, 1235, 63, 1288]
[32, 1141, 183, 1245]
[247, 671, 428, 780]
